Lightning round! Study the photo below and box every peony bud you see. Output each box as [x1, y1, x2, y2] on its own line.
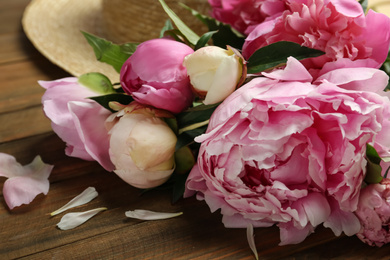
[183, 46, 245, 105]
[120, 38, 195, 114]
[107, 102, 177, 189]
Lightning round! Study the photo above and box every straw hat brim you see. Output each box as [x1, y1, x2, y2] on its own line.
[22, 0, 119, 82]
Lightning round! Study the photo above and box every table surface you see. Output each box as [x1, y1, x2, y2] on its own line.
[1, 0, 390, 259]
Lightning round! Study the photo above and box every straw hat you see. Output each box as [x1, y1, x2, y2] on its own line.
[22, 0, 210, 82]
[369, 0, 390, 17]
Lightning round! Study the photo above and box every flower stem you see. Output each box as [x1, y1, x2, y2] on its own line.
[178, 120, 209, 135]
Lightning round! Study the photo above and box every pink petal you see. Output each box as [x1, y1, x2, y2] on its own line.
[331, 0, 364, 18]
[0, 153, 28, 178]
[68, 101, 114, 171]
[1, 155, 53, 209]
[315, 67, 388, 93]
[323, 198, 361, 236]
[262, 57, 313, 82]
[131, 83, 193, 114]
[300, 193, 331, 227]
[278, 221, 314, 245]
[363, 10, 390, 65]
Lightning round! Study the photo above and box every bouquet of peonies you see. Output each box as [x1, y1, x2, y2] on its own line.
[4, 0, 390, 255]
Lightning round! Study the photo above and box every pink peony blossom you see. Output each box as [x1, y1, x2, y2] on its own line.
[242, 0, 390, 76]
[185, 57, 390, 245]
[40, 77, 114, 171]
[106, 102, 177, 189]
[208, 0, 287, 35]
[120, 39, 195, 114]
[0, 154, 53, 209]
[355, 179, 390, 247]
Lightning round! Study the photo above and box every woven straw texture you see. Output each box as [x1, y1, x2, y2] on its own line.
[22, 0, 209, 82]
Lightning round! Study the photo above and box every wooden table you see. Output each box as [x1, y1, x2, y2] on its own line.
[0, 0, 389, 259]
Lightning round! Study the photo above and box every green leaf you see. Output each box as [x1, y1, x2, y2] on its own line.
[366, 143, 382, 164]
[180, 4, 245, 49]
[89, 93, 134, 112]
[162, 29, 187, 43]
[177, 103, 219, 128]
[365, 144, 384, 184]
[163, 117, 179, 134]
[120, 43, 138, 56]
[359, 0, 368, 13]
[195, 31, 218, 50]
[158, 0, 200, 45]
[174, 146, 195, 174]
[247, 41, 325, 74]
[175, 125, 208, 151]
[82, 31, 138, 73]
[160, 19, 175, 38]
[365, 160, 384, 184]
[78, 73, 115, 94]
[171, 172, 189, 203]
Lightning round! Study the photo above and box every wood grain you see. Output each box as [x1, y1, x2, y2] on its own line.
[1, 0, 390, 259]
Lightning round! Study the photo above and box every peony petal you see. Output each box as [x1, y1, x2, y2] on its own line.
[300, 193, 331, 227]
[315, 67, 389, 93]
[68, 101, 114, 171]
[125, 209, 183, 220]
[262, 57, 313, 82]
[246, 224, 259, 260]
[0, 153, 28, 178]
[1, 155, 53, 209]
[323, 198, 361, 236]
[3, 176, 49, 210]
[50, 187, 98, 216]
[278, 222, 314, 245]
[57, 207, 107, 230]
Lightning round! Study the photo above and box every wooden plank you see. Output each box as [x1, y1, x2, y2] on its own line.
[2, 134, 388, 259]
[0, 105, 52, 142]
[0, 132, 100, 182]
[0, 32, 41, 64]
[0, 59, 70, 114]
[0, 0, 30, 35]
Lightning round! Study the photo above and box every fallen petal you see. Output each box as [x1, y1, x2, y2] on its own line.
[247, 224, 259, 260]
[0, 153, 27, 178]
[57, 207, 107, 230]
[50, 187, 98, 216]
[125, 209, 183, 220]
[1, 155, 53, 209]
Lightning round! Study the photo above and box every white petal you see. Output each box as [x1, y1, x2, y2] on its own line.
[382, 157, 390, 163]
[247, 224, 259, 260]
[50, 187, 98, 216]
[125, 209, 183, 220]
[56, 207, 107, 230]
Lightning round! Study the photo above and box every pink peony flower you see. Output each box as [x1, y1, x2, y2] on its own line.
[242, 0, 390, 75]
[185, 57, 390, 245]
[0, 153, 53, 209]
[40, 77, 114, 171]
[355, 179, 390, 247]
[208, 0, 287, 35]
[120, 39, 195, 114]
[106, 102, 177, 189]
